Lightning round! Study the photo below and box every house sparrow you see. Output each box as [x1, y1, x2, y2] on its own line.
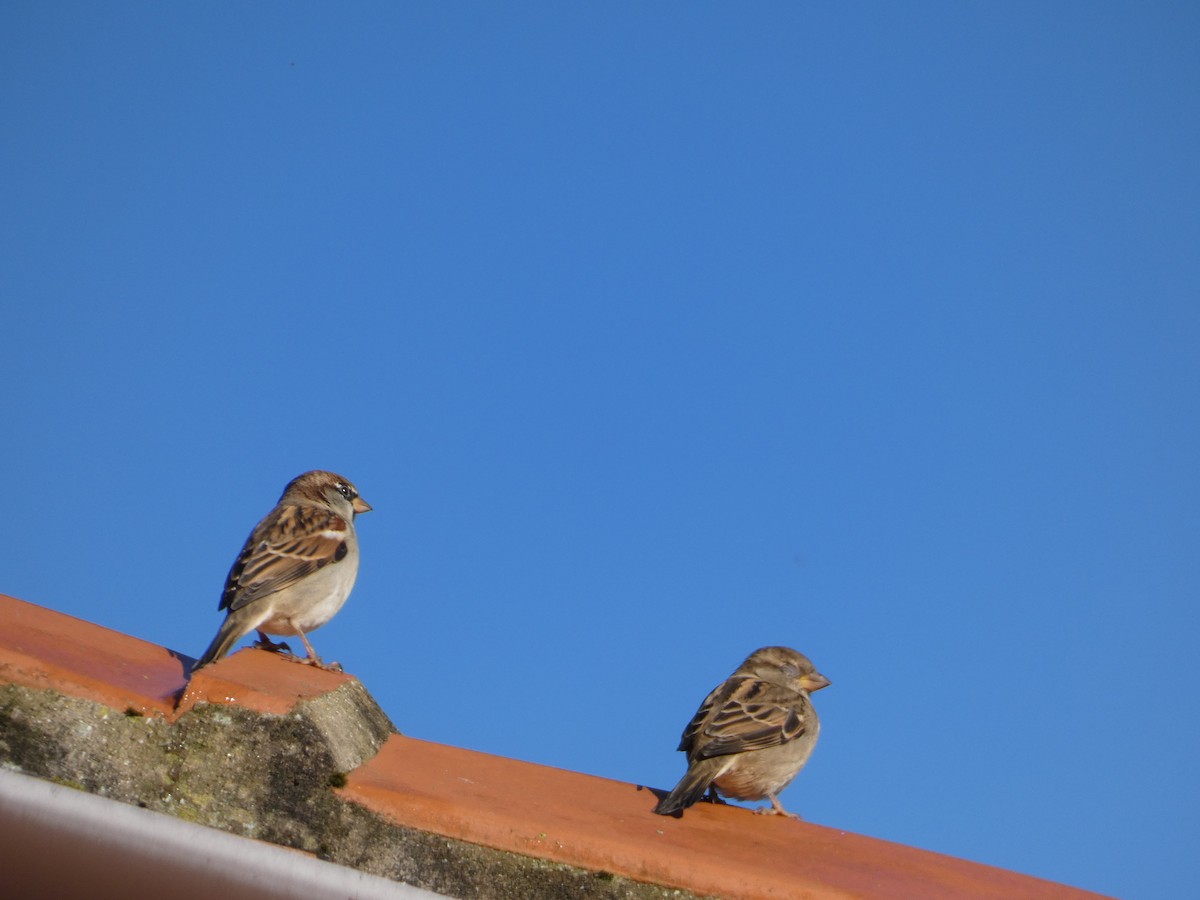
[193, 470, 371, 671]
[653, 645, 830, 818]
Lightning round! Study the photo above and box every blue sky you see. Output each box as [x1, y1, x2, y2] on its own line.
[3, 4, 1197, 898]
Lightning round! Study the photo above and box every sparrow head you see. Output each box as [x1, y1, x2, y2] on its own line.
[280, 470, 373, 517]
[736, 645, 830, 694]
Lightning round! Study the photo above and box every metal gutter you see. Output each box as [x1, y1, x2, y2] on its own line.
[0, 767, 443, 900]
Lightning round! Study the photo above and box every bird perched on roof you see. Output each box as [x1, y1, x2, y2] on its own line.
[193, 470, 371, 671]
[653, 645, 830, 818]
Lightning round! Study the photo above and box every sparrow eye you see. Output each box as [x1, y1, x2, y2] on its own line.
[779, 664, 799, 679]
[337, 483, 355, 500]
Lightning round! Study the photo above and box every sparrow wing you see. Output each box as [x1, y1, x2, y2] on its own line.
[690, 677, 809, 761]
[220, 504, 350, 612]
[676, 676, 746, 754]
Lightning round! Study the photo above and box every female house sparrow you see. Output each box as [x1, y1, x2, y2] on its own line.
[194, 470, 371, 671]
[654, 645, 830, 818]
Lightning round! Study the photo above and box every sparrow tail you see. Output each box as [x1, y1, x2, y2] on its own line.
[653, 763, 721, 816]
[193, 614, 249, 670]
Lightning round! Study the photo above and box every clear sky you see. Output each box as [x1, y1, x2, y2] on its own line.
[2, 5, 1196, 898]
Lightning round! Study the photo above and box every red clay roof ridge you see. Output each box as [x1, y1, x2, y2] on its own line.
[0, 592, 1109, 900]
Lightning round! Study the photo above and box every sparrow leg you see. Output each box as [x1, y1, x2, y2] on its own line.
[253, 632, 295, 656]
[702, 787, 728, 805]
[754, 794, 801, 819]
[291, 627, 343, 673]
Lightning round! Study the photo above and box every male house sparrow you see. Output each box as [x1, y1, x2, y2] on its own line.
[653, 645, 830, 818]
[194, 470, 371, 671]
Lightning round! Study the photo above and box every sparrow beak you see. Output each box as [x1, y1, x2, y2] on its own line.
[352, 496, 373, 514]
[800, 672, 831, 692]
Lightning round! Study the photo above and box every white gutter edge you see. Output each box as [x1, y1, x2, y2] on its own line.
[0, 766, 446, 899]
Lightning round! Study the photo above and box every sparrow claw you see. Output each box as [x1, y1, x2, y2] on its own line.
[283, 653, 343, 673]
[702, 787, 728, 805]
[303, 657, 343, 673]
[253, 635, 294, 655]
[755, 796, 801, 819]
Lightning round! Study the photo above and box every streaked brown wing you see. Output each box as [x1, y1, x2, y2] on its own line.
[676, 679, 734, 753]
[220, 504, 349, 612]
[692, 678, 808, 760]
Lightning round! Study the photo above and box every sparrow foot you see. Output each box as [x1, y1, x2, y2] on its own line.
[289, 629, 341, 671]
[285, 654, 343, 673]
[253, 634, 294, 655]
[755, 796, 801, 819]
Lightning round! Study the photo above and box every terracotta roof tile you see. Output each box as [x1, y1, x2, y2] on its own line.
[179, 650, 356, 717]
[342, 735, 1100, 900]
[0, 592, 185, 716]
[0, 591, 1109, 899]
